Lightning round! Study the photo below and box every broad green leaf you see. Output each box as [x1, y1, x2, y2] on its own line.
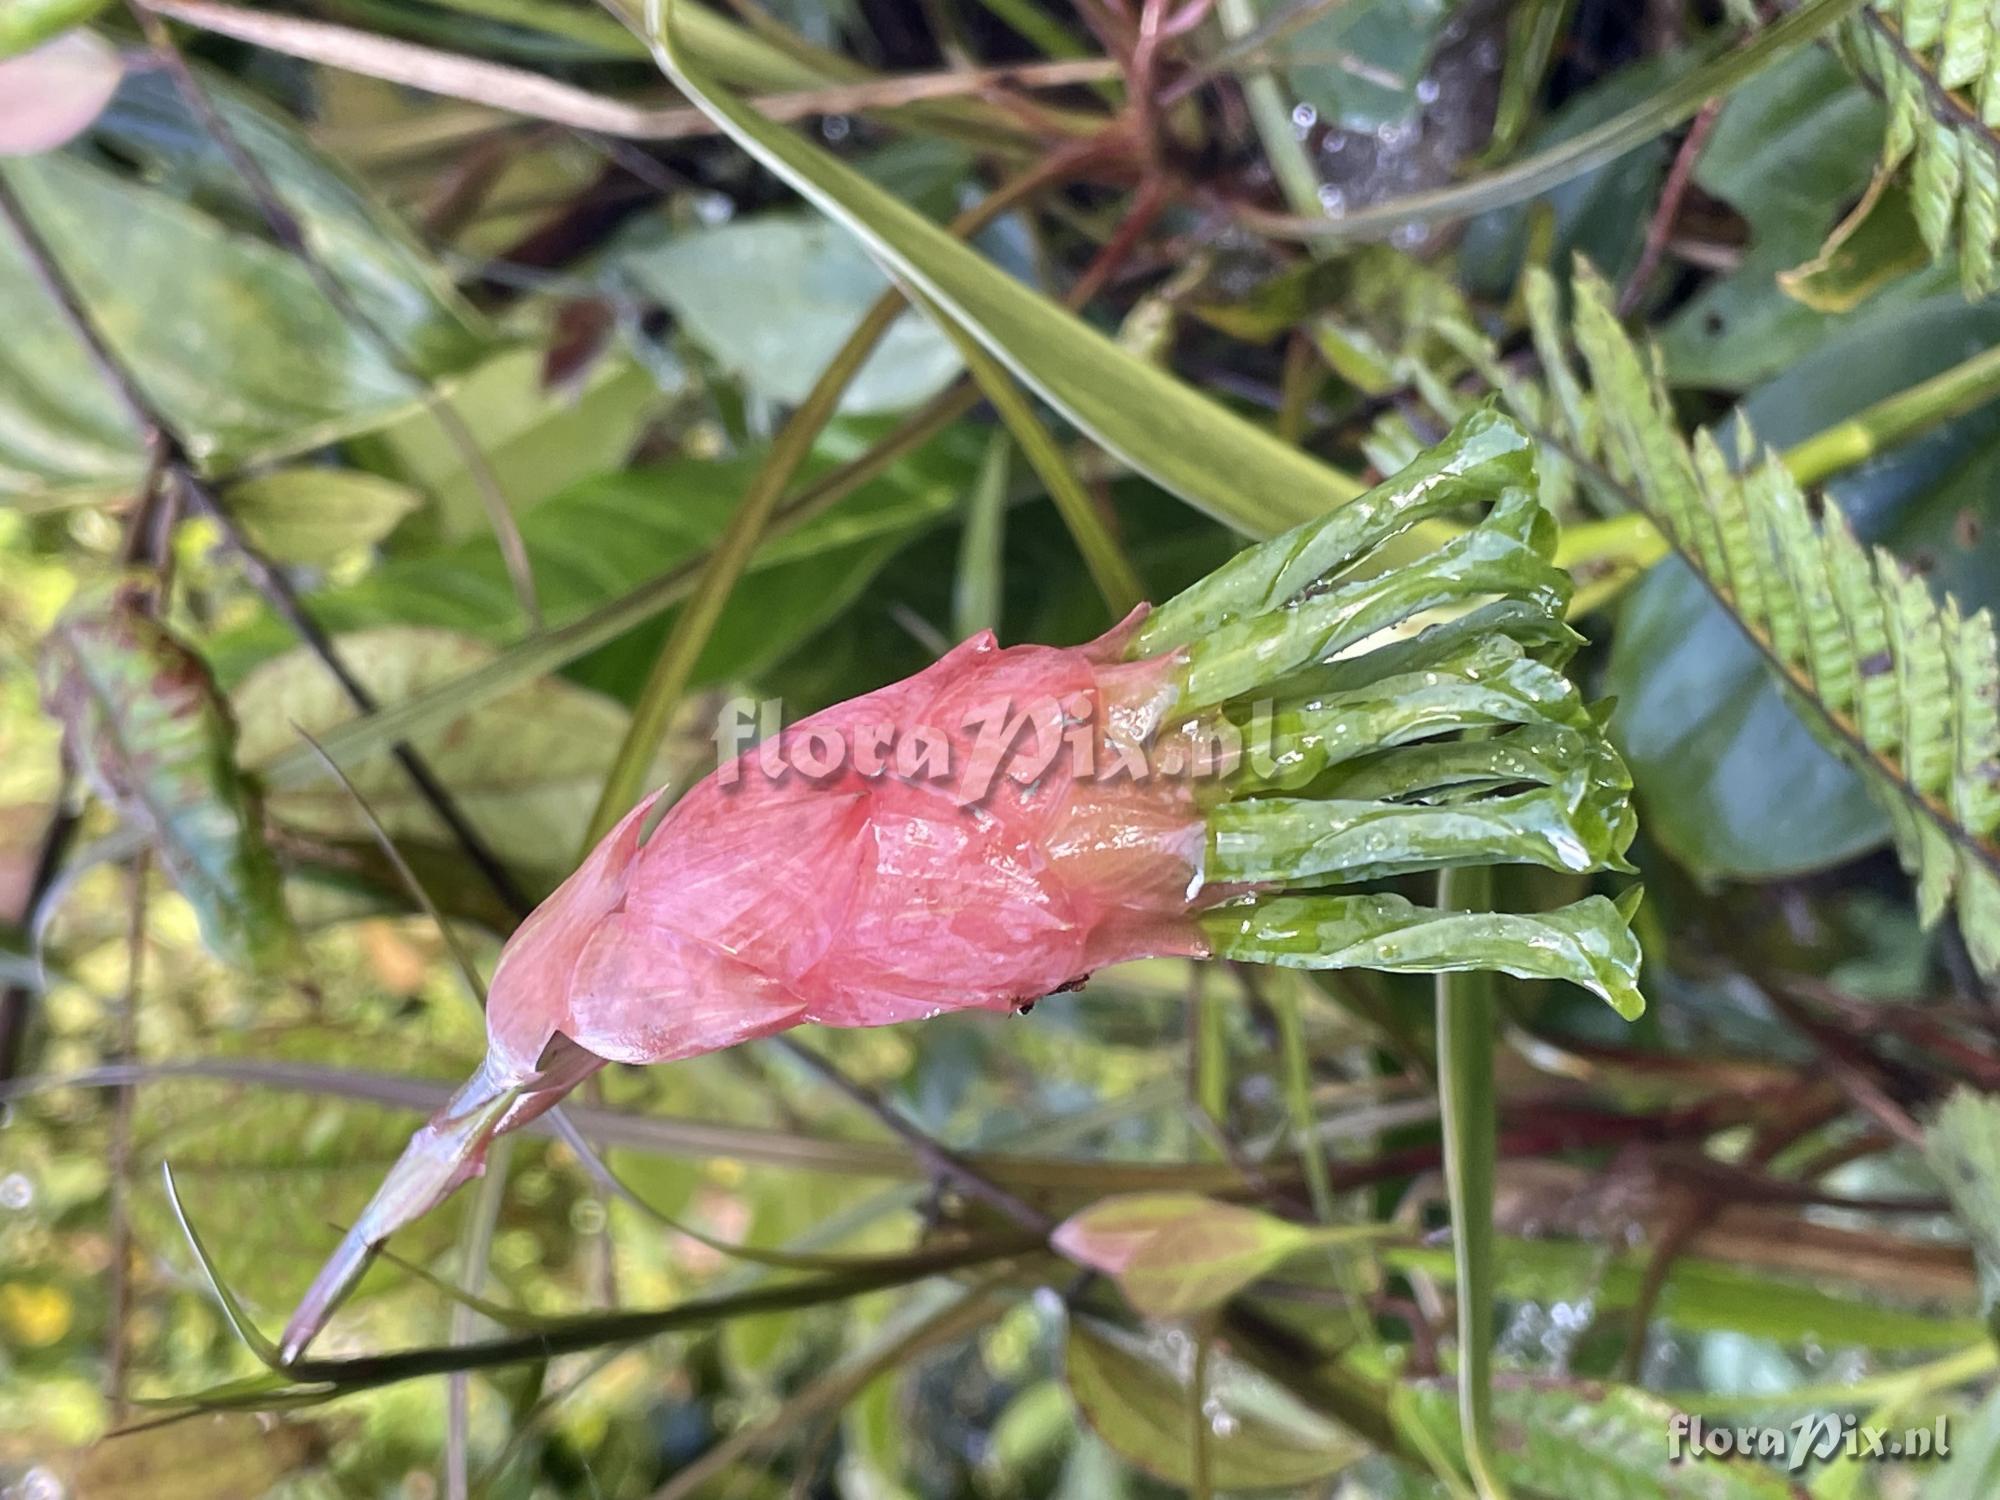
[230, 628, 684, 880]
[1261, 0, 1449, 131]
[1609, 557, 1889, 877]
[221, 468, 422, 564]
[0, 72, 489, 503]
[1396, 1379, 1802, 1500]
[618, 213, 960, 414]
[1924, 1088, 2000, 1314]
[1052, 1192, 1378, 1320]
[370, 348, 661, 536]
[0, 29, 121, 152]
[39, 584, 297, 971]
[38, 1413, 327, 1499]
[627, 0, 1370, 538]
[209, 425, 981, 700]
[213, 446, 976, 724]
[1064, 1318, 1366, 1491]
[1780, 173, 1932, 313]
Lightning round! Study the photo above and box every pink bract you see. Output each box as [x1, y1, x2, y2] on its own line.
[486, 609, 1212, 1076]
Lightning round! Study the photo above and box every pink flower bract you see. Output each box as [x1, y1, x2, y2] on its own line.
[486, 609, 1211, 1075]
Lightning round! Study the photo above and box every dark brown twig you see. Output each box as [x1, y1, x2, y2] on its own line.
[1618, 98, 1721, 317]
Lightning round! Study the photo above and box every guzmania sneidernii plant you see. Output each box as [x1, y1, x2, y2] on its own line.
[279, 407, 1642, 1360]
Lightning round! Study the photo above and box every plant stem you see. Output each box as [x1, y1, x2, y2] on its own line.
[953, 431, 1011, 641]
[1435, 863, 1509, 1500]
[1783, 337, 2000, 489]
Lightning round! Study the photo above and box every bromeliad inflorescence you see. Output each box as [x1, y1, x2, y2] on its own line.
[278, 407, 1641, 1361]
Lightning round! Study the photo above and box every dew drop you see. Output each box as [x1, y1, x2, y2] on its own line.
[0, 1172, 32, 1210]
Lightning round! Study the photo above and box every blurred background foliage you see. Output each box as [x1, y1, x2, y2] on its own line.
[5, 0, 2000, 1497]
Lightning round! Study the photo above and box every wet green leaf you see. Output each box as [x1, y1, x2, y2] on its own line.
[1207, 891, 1645, 1019]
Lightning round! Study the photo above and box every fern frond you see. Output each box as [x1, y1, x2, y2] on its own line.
[1362, 256, 2000, 972]
[1564, 261, 2000, 971]
[1835, 2, 2000, 295]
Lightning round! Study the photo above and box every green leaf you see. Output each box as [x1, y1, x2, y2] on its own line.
[617, 213, 960, 414]
[629, 0, 1370, 539]
[221, 468, 423, 564]
[1206, 891, 1645, 1020]
[229, 628, 683, 881]
[1052, 1192, 1379, 1320]
[210, 426, 979, 699]
[368, 348, 661, 537]
[1136, 406, 1536, 655]
[39, 583, 297, 970]
[1386, 1236, 1980, 1348]
[0, 71, 489, 503]
[1780, 172, 1932, 314]
[1654, 43, 1902, 388]
[1924, 1087, 2000, 1315]
[1396, 1380, 1803, 1500]
[1064, 1317, 1367, 1491]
